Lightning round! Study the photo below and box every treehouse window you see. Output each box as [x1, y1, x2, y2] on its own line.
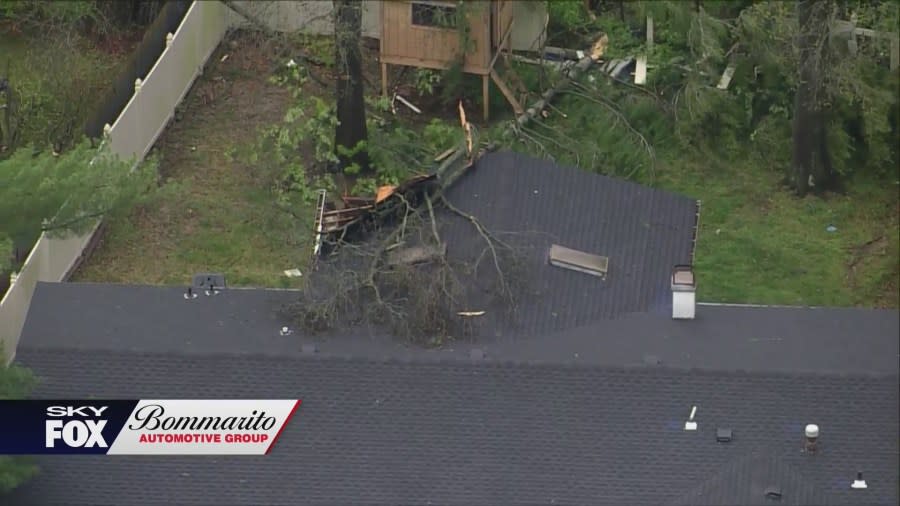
[411, 2, 458, 29]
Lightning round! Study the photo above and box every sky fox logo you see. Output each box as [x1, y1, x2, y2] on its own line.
[45, 405, 109, 448]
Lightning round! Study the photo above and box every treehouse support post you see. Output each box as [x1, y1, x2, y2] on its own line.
[482, 74, 489, 121]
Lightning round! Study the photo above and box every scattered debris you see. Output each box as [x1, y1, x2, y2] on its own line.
[601, 57, 635, 81]
[394, 94, 421, 114]
[434, 147, 456, 162]
[313, 189, 328, 256]
[459, 101, 473, 155]
[634, 55, 648, 85]
[717, 63, 736, 90]
[546, 102, 568, 118]
[286, 58, 297, 68]
[375, 185, 396, 204]
[283, 268, 303, 278]
[279, 326, 292, 336]
[220, 54, 229, 63]
[510, 54, 565, 71]
[590, 34, 608, 61]
[826, 225, 837, 233]
[457, 311, 486, 317]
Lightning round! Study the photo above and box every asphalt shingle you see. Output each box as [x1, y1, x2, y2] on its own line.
[436, 150, 700, 336]
[10, 348, 899, 506]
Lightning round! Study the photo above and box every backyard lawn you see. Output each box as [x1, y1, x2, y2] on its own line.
[73, 33, 310, 288]
[657, 154, 898, 308]
[72, 31, 899, 308]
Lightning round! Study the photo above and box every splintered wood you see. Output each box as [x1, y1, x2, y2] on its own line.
[459, 101, 473, 155]
[549, 244, 609, 278]
[590, 34, 609, 61]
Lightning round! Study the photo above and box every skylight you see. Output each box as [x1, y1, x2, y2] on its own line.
[548, 244, 609, 278]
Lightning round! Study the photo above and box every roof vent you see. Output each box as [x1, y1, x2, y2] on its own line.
[716, 427, 733, 443]
[183, 287, 198, 299]
[804, 424, 819, 453]
[193, 273, 226, 295]
[851, 471, 867, 489]
[684, 406, 698, 431]
[671, 265, 696, 319]
[301, 343, 317, 355]
[470, 349, 485, 361]
[279, 326, 293, 336]
[764, 485, 782, 500]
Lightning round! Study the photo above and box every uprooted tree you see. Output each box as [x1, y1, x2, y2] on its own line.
[287, 169, 532, 345]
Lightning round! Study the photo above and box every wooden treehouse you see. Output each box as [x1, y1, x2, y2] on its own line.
[379, 0, 527, 121]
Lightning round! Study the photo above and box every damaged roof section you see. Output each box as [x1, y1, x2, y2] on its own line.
[435, 150, 699, 337]
[307, 149, 699, 341]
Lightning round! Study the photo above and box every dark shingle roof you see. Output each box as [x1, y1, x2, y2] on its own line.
[435, 150, 699, 336]
[8, 282, 900, 506]
[11, 348, 899, 506]
[667, 451, 831, 505]
[17, 283, 899, 375]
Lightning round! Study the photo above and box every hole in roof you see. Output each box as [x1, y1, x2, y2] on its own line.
[548, 244, 608, 278]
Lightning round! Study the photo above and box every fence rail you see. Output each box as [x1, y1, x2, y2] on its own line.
[1, 0, 232, 364]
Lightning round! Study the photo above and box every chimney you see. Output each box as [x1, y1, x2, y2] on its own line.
[671, 265, 696, 319]
[804, 424, 819, 453]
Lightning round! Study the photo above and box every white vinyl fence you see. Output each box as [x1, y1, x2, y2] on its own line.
[1, 0, 232, 364]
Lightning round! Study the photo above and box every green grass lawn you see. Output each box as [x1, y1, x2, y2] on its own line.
[72, 38, 311, 289]
[656, 153, 898, 307]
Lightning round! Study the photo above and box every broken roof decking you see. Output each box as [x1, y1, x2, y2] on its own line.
[436, 150, 699, 337]
[10, 282, 900, 506]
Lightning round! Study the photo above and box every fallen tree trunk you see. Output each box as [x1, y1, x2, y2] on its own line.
[512, 54, 596, 131]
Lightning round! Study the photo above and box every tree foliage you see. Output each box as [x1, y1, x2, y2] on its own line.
[0, 0, 162, 38]
[0, 141, 157, 271]
[597, 0, 899, 193]
[0, 358, 36, 495]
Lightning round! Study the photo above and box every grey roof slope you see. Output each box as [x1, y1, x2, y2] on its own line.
[667, 450, 831, 505]
[17, 283, 899, 375]
[11, 350, 900, 506]
[8, 282, 900, 506]
[432, 150, 699, 336]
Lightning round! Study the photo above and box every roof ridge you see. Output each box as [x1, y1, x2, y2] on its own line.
[17, 345, 900, 381]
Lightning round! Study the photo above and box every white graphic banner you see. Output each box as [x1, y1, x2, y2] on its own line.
[106, 399, 301, 455]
